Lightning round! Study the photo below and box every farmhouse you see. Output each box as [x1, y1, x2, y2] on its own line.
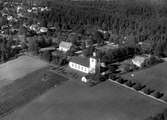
[58, 41, 72, 52]
[69, 56, 97, 74]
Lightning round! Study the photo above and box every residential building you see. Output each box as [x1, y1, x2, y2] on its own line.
[132, 55, 150, 67]
[39, 46, 56, 52]
[96, 42, 119, 53]
[58, 41, 72, 52]
[39, 27, 48, 33]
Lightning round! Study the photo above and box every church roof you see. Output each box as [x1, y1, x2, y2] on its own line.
[70, 56, 90, 67]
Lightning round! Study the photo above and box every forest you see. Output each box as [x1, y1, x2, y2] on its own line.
[1, 0, 167, 62]
[23, 0, 167, 57]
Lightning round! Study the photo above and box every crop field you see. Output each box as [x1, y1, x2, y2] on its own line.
[122, 62, 167, 100]
[2, 80, 166, 120]
[0, 67, 68, 118]
[0, 55, 48, 88]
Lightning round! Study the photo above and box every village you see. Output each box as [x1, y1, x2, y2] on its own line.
[0, 0, 167, 120]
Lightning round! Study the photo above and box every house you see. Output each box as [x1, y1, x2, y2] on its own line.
[27, 9, 32, 13]
[58, 41, 72, 52]
[7, 16, 13, 21]
[132, 55, 150, 67]
[69, 56, 97, 74]
[39, 46, 56, 52]
[96, 42, 119, 53]
[39, 27, 48, 33]
[138, 40, 153, 53]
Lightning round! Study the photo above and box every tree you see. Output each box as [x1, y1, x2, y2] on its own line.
[133, 83, 145, 91]
[143, 88, 154, 95]
[142, 56, 163, 67]
[152, 91, 164, 98]
[27, 37, 39, 55]
[94, 31, 104, 45]
[41, 51, 52, 62]
[81, 41, 86, 49]
[83, 46, 94, 57]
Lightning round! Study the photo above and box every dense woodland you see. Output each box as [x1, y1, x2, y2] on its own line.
[1, 0, 167, 60]
[32, 0, 167, 57]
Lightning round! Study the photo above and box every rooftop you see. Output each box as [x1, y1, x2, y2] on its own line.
[96, 43, 119, 52]
[59, 41, 72, 49]
[70, 56, 90, 67]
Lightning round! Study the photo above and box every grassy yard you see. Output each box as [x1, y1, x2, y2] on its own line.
[122, 62, 167, 100]
[0, 67, 68, 118]
[1, 80, 166, 120]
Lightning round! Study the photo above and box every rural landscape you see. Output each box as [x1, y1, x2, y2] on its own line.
[0, 0, 167, 120]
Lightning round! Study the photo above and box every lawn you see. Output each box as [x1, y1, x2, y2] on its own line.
[122, 62, 167, 100]
[2, 80, 166, 120]
[0, 55, 48, 88]
[0, 67, 68, 118]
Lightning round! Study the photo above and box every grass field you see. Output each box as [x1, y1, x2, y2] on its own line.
[0, 67, 68, 118]
[122, 62, 167, 100]
[0, 55, 48, 88]
[2, 80, 166, 120]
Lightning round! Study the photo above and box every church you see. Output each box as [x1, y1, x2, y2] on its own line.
[69, 55, 97, 74]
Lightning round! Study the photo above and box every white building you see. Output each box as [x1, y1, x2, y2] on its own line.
[39, 27, 48, 33]
[132, 55, 150, 67]
[58, 41, 72, 52]
[69, 56, 97, 74]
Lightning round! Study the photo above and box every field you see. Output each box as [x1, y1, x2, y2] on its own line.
[0, 55, 70, 117]
[122, 62, 167, 100]
[0, 66, 68, 117]
[2, 80, 166, 120]
[0, 55, 48, 88]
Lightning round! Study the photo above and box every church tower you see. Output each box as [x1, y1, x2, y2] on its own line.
[89, 52, 97, 73]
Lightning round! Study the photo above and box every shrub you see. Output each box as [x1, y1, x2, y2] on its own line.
[126, 80, 136, 87]
[142, 56, 163, 68]
[152, 91, 164, 98]
[143, 88, 154, 95]
[99, 75, 106, 81]
[116, 78, 127, 84]
[109, 74, 118, 81]
[133, 83, 145, 91]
